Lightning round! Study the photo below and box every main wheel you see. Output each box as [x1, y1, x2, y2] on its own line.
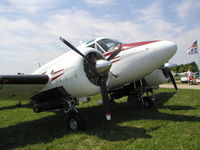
[142, 97, 154, 109]
[67, 111, 86, 131]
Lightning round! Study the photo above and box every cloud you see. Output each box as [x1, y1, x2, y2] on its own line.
[42, 4, 200, 66]
[133, 2, 200, 65]
[0, 1, 200, 74]
[43, 9, 148, 44]
[83, 0, 113, 5]
[0, 17, 65, 74]
[173, 0, 200, 21]
[7, 0, 56, 13]
[174, 0, 193, 20]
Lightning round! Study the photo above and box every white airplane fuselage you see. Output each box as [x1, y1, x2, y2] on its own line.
[33, 40, 177, 98]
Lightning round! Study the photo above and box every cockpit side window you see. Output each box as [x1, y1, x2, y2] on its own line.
[96, 44, 105, 54]
[87, 43, 105, 54]
[87, 43, 95, 48]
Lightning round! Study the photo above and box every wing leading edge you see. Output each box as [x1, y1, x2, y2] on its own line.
[0, 75, 49, 100]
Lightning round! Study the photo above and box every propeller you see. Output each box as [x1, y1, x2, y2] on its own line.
[162, 66, 178, 91]
[168, 70, 178, 91]
[107, 44, 122, 61]
[59, 37, 94, 65]
[60, 36, 113, 120]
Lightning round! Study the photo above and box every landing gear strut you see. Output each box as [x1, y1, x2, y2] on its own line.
[142, 88, 155, 108]
[142, 96, 154, 108]
[63, 98, 86, 131]
[127, 87, 155, 109]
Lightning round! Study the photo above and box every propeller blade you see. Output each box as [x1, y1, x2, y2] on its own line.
[168, 71, 178, 91]
[107, 44, 122, 61]
[59, 37, 94, 64]
[100, 76, 111, 120]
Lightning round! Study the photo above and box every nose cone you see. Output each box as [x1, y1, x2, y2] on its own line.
[96, 59, 112, 74]
[162, 41, 177, 58]
[150, 40, 177, 65]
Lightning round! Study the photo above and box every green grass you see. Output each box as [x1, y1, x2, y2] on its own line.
[0, 88, 200, 150]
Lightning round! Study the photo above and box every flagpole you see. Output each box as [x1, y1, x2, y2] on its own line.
[187, 40, 199, 71]
[197, 40, 200, 72]
[198, 46, 200, 71]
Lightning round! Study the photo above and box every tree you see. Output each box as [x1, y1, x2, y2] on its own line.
[171, 61, 198, 73]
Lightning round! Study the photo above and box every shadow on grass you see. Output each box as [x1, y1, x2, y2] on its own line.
[0, 103, 31, 111]
[0, 111, 151, 150]
[154, 91, 197, 110]
[161, 105, 196, 110]
[0, 92, 199, 150]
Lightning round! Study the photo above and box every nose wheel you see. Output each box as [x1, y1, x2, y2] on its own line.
[63, 98, 86, 131]
[66, 110, 86, 131]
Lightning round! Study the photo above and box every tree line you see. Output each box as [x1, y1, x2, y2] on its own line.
[171, 61, 199, 73]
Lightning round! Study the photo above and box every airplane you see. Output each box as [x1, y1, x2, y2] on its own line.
[0, 36, 177, 130]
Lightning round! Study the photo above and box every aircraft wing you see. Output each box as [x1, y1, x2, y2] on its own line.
[0, 75, 49, 100]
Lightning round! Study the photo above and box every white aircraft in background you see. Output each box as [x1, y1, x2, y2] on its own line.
[0, 37, 177, 130]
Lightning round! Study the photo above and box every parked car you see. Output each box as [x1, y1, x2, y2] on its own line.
[180, 76, 188, 83]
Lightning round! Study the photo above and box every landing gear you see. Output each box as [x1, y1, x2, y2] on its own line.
[109, 95, 116, 105]
[127, 94, 154, 108]
[142, 96, 154, 108]
[127, 87, 155, 109]
[63, 98, 86, 131]
[15, 101, 22, 107]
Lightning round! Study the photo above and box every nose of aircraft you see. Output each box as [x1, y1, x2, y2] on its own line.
[164, 40, 177, 55]
[150, 40, 177, 65]
[155, 41, 177, 62]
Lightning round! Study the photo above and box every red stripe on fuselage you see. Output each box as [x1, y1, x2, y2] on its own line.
[51, 73, 64, 81]
[104, 40, 159, 57]
[111, 59, 121, 63]
[51, 69, 64, 75]
[111, 56, 120, 60]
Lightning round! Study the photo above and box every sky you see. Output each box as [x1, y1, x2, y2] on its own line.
[0, 0, 200, 74]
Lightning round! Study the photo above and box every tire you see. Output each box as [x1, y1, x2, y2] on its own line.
[143, 97, 154, 109]
[67, 111, 86, 131]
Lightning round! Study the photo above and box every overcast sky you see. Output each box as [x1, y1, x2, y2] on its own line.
[0, 0, 200, 74]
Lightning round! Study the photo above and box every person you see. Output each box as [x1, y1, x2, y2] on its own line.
[187, 69, 196, 85]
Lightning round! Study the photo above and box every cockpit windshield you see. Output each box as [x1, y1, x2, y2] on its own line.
[85, 38, 122, 54]
[97, 39, 121, 52]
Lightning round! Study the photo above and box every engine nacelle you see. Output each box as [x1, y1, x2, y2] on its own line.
[144, 69, 169, 86]
[61, 48, 105, 97]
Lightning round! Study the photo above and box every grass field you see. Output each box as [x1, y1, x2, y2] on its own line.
[0, 88, 200, 150]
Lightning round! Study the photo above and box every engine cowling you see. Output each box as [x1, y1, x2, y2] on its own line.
[144, 69, 169, 86]
[60, 48, 108, 97]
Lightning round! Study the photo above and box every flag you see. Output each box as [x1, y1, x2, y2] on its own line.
[187, 40, 198, 55]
